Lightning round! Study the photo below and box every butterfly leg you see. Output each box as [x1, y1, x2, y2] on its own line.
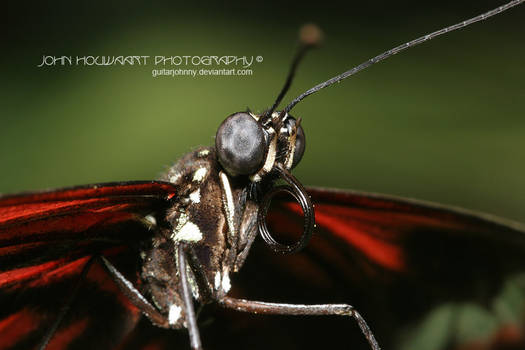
[37, 256, 96, 350]
[99, 255, 170, 328]
[177, 243, 203, 350]
[218, 297, 381, 350]
[101, 251, 204, 350]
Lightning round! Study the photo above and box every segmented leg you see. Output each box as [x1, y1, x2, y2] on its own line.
[219, 296, 381, 350]
[99, 256, 169, 327]
[177, 244, 203, 350]
[101, 251, 204, 350]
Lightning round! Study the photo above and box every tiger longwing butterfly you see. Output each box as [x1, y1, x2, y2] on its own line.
[1, 1, 525, 349]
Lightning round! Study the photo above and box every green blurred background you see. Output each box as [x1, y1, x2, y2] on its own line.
[2, 1, 525, 348]
[3, 0, 524, 225]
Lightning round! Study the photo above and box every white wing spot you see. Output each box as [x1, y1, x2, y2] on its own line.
[192, 167, 208, 182]
[189, 189, 201, 203]
[168, 305, 182, 325]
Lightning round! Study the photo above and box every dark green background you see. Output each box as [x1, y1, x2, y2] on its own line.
[3, 1, 525, 348]
[3, 1, 524, 222]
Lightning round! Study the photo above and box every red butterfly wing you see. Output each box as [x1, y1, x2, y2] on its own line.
[269, 187, 525, 281]
[230, 187, 525, 350]
[0, 181, 177, 349]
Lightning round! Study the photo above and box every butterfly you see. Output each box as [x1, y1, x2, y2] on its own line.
[1, 1, 525, 349]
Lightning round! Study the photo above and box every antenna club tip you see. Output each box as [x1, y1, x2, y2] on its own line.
[299, 24, 323, 47]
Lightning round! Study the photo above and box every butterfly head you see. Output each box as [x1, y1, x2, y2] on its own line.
[215, 110, 305, 182]
[213, 109, 313, 255]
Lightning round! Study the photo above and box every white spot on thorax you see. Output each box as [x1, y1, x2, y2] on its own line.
[189, 189, 201, 203]
[186, 264, 200, 299]
[168, 304, 182, 325]
[221, 272, 231, 293]
[214, 270, 231, 293]
[250, 174, 262, 182]
[214, 271, 221, 290]
[198, 149, 210, 157]
[192, 167, 208, 182]
[169, 173, 181, 183]
[142, 214, 157, 229]
[173, 221, 202, 242]
[171, 213, 203, 242]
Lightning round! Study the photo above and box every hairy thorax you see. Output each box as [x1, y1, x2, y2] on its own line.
[139, 147, 258, 329]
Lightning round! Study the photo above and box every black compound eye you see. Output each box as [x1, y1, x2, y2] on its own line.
[282, 117, 306, 168]
[292, 123, 306, 168]
[215, 112, 266, 176]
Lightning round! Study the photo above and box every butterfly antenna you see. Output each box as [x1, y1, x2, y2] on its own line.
[283, 0, 524, 115]
[263, 24, 323, 120]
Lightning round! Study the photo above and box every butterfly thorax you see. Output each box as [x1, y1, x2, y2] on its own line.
[139, 146, 258, 328]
